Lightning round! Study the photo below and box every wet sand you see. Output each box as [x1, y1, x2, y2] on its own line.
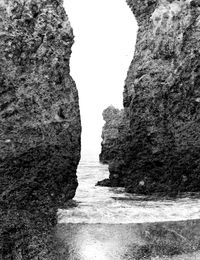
[56, 219, 200, 260]
[1, 212, 200, 259]
[2, 159, 200, 259]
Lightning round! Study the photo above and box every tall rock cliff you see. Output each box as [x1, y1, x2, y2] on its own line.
[100, 0, 200, 195]
[0, 0, 81, 209]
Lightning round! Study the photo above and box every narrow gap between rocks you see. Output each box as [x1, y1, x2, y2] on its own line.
[64, 0, 138, 161]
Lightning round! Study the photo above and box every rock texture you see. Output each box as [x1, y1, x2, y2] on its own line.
[98, 106, 130, 187]
[99, 106, 127, 164]
[100, 0, 200, 195]
[0, 0, 81, 209]
[0, 209, 58, 259]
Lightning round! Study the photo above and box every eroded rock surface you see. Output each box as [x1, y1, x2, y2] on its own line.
[0, 0, 81, 209]
[99, 106, 126, 164]
[98, 106, 130, 187]
[100, 0, 200, 195]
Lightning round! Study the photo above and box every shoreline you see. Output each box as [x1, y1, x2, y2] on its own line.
[56, 219, 200, 259]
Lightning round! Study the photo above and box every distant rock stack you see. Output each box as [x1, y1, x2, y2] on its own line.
[99, 0, 200, 195]
[0, 0, 81, 209]
[99, 106, 126, 164]
[98, 106, 130, 187]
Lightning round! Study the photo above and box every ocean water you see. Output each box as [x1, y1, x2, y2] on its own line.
[58, 160, 200, 224]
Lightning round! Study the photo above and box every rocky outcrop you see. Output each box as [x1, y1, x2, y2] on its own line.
[98, 106, 130, 187]
[99, 0, 200, 195]
[0, 208, 58, 259]
[0, 0, 81, 210]
[99, 106, 127, 164]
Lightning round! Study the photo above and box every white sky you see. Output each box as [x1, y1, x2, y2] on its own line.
[63, 0, 138, 160]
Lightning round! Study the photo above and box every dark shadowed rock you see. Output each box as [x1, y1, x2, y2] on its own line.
[96, 178, 111, 187]
[0, 0, 81, 210]
[100, 0, 200, 195]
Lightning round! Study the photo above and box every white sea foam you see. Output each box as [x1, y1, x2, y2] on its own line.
[58, 160, 200, 224]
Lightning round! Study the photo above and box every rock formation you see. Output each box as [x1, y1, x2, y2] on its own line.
[99, 106, 127, 164]
[99, 0, 200, 195]
[98, 106, 130, 187]
[0, 0, 81, 210]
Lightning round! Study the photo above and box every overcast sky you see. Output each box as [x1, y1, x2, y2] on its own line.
[63, 0, 137, 160]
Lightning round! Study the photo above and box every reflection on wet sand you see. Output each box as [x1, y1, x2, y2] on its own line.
[56, 220, 200, 260]
[1, 162, 200, 259]
[1, 213, 200, 259]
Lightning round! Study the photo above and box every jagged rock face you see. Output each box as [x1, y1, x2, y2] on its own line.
[98, 106, 130, 187]
[99, 106, 127, 164]
[100, 0, 200, 195]
[0, 0, 81, 209]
